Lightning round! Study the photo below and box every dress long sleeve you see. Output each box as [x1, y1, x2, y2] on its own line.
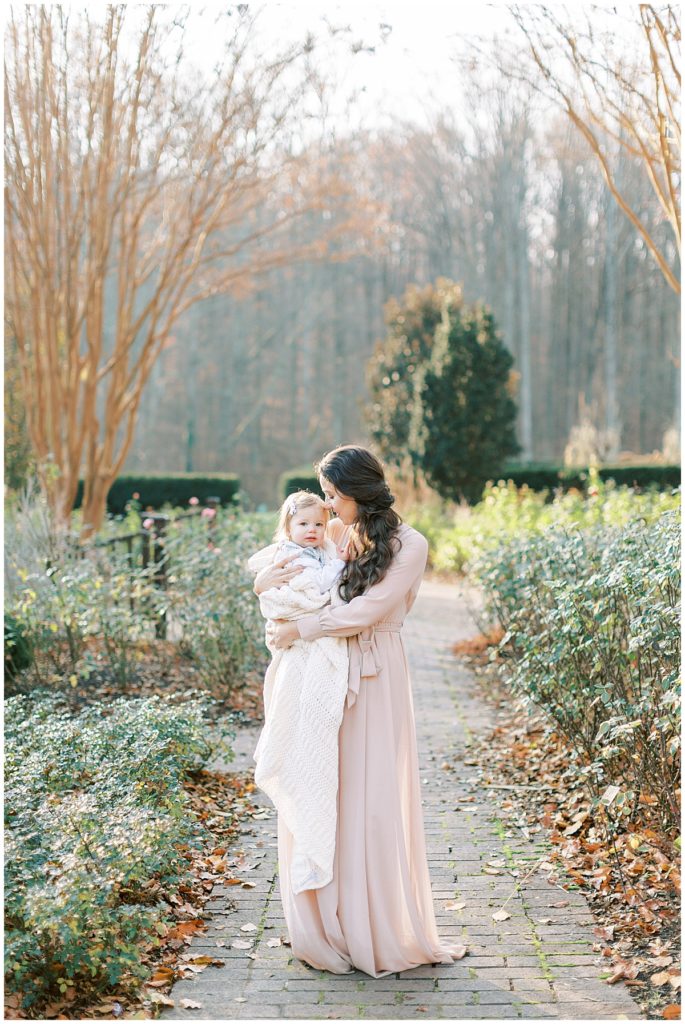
[296, 528, 428, 641]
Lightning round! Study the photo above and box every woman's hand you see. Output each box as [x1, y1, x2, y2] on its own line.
[267, 619, 300, 650]
[253, 553, 303, 595]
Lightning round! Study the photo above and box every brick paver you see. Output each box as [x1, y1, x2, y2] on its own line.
[161, 578, 642, 1020]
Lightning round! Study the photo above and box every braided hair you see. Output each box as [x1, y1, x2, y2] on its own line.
[316, 445, 402, 602]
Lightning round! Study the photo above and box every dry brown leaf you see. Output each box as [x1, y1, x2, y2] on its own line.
[652, 971, 672, 986]
[240, 922, 257, 932]
[492, 909, 511, 922]
[179, 999, 203, 1009]
[446, 900, 466, 911]
[662, 1006, 681, 1019]
[146, 992, 175, 1007]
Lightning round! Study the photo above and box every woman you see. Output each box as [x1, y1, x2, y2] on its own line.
[253, 444, 467, 978]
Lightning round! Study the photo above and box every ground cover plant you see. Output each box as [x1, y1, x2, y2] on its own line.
[4, 691, 233, 1015]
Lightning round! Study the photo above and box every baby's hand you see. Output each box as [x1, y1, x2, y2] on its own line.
[336, 541, 352, 562]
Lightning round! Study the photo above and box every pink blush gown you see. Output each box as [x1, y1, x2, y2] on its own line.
[276, 521, 466, 977]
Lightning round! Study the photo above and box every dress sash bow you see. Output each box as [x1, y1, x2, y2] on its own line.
[346, 621, 402, 709]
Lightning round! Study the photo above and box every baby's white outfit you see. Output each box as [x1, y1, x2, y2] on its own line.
[276, 539, 346, 594]
[246, 537, 349, 895]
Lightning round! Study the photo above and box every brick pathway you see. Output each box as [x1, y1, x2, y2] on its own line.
[161, 578, 642, 1020]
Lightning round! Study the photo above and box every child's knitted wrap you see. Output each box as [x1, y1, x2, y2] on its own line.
[247, 542, 349, 894]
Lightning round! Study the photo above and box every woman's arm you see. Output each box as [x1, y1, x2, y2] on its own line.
[296, 530, 428, 640]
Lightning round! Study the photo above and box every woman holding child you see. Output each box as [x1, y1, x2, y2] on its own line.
[250, 444, 466, 978]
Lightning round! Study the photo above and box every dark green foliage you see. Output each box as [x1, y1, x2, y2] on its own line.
[366, 279, 460, 466]
[366, 279, 520, 501]
[499, 461, 682, 496]
[410, 304, 520, 503]
[4, 615, 33, 677]
[278, 467, 323, 501]
[4, 692, 232, 1010]
[73, 474, 241, 515]
[472, 509, 681, 831]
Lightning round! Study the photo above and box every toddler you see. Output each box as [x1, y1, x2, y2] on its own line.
[272, 490, 349, 594]
[246, 490, 351, 895]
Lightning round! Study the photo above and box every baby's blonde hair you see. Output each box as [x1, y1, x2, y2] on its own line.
[274, 490, 329, 542]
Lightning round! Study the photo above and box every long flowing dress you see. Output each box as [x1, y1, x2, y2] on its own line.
[275, 520, 465, 977]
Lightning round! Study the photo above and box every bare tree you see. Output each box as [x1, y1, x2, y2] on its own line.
[506, 3, 680, 293]
[4, 5, 368, 535]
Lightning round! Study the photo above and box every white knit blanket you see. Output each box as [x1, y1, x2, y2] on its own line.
[248, 548, 349, 894]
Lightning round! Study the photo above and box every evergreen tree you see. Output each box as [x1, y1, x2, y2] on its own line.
[365, 280, 463, 466]
[409, 302, 520, 503]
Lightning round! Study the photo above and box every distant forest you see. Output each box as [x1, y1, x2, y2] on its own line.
[125, 96, 679, 506]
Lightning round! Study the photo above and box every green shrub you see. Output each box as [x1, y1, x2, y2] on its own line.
[4, 692, 232, 1011]
[5, 491, 272, 694]
[424, 472, 681, 575]
[161, 512, 270, 693]
[4, 615, 33, 678]
[278, 467, 322, 502]
[471, 509, 681, 830]
[73, 474, 241, 516]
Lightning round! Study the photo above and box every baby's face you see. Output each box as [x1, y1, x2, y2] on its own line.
[289, 506, 327, 548]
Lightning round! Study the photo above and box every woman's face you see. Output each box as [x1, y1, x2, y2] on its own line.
[320, 476, 358, 526]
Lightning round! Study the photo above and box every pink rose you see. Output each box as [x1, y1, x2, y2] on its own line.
[189, 496, 199, 506]
[143, 518, 154, 530]
[201, 507, 216, 520]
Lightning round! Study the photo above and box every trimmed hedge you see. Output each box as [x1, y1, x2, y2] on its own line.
[498, 462, 681, 495]
[278, 467, 322, 501]
[73, 474, 241, 515]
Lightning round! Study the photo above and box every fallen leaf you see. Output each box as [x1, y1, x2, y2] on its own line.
[242, 881, 256, 889]
[652, 971, 672, 986]
[168, 919, 206, 940]
[266, 937, 282, 947]
[552, 900, 569, 908]
[601, 785, 621, 806]
[483, 866, 502, 875]
[492, 909, 511, 922]
[240, 923, 257, 932]
[146, 992, 175, 1007]
[446, 900, 466, 911]
[232, 940, 253, 949]
[663, 1006, 681, 1019]
[537, 918, 552, 925]
[179, 999, 203, 1009]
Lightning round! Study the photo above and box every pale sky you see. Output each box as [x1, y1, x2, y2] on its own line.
[179, 1, 519, 130]
[176, 1, 641, 133]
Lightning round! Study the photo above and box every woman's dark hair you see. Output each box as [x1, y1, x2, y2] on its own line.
[316, 445, 401, 602]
